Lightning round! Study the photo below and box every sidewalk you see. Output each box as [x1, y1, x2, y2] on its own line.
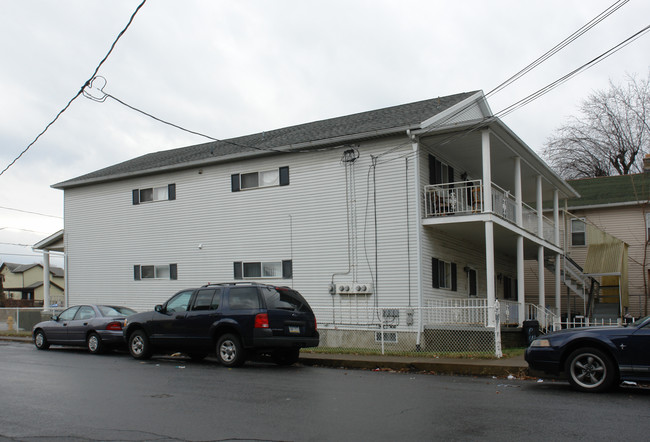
[1, 335, 529, 377]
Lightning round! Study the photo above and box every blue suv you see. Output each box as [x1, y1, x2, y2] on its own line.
[123, 282, 319, 366]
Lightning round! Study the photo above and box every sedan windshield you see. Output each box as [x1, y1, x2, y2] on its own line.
[99, 306, 137, 317]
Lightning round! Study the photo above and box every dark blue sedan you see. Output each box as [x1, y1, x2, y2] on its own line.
[33, 305, 136, 354]
[525, 316, 650, 392]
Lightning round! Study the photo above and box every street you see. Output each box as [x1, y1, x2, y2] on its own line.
[1, 340, 648, 441]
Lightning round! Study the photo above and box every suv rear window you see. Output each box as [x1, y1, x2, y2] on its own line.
[261, 286, 311, 312]
[228, 287, 260, 310]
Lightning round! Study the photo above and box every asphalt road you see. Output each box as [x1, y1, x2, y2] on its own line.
[1, 341, 649, 442]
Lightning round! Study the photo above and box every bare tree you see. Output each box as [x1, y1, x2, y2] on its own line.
[543, 72, 650, 179]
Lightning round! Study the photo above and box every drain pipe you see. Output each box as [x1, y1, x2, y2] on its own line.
[407, 129, 424, 351]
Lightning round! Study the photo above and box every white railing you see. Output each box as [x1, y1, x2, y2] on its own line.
[315, 303, 502, 356]
[424, 180, 483, 217]
[425, 181, 559, 246]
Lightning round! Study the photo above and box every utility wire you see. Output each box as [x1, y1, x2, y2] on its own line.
[0, 206, 62, 219]
[0, 0, 147, 177]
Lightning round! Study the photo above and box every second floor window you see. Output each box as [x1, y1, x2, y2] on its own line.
[231, 166, 290, 191]
[134, 264, 178, 280]
[233, 260, 293, 279]
[571, 218, 586, 246]
[132, 184, 176, 204]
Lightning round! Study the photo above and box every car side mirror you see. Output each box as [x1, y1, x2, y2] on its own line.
[155, 305, 164, 313]
[51, 315, 59, 321]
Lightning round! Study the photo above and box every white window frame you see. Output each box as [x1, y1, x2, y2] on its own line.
[240, 169, 280, 190]
[571, 218, 587, 247]
[243, 261, 283, 278]
[139, 265, 172, 280]
[439, 260, 452, 290]
[140, 186, 168, 203]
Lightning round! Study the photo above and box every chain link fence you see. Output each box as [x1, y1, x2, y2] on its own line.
[314, 300, 503, 357]
[0, 308, 63, 334]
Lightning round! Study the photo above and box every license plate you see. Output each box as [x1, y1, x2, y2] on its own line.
[289, 326, 300, 334]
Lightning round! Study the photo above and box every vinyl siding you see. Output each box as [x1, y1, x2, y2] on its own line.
[64, 135, 424, 312]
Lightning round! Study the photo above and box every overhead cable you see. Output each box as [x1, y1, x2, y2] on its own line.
[0, 0, 147, 177]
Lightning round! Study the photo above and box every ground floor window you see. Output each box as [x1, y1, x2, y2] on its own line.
[233, 260, 292, 279]
[432, 257, 457, 291]
[134, 264, 178, 280]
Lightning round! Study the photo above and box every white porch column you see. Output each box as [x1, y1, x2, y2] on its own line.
[538, 245, 545, 311]
[555, 252, 561, 319]
[553, 189, 560, 246]
[42, 251, 50, 309]
[517, 236, 525, 326]
[482, 130, 492, 213]
[410, 133, 424, 350]
[482, 129, 496, 326]
[536, 175, 543, 237]
[514, 156, 522, 227]
[486, 221, 496, 326]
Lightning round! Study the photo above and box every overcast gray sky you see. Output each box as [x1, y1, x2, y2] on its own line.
[1, 0, 649, 267]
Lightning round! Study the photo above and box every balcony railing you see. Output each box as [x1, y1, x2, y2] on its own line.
[424, 180, 557, 244]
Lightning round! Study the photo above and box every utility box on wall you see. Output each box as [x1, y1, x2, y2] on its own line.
[330, 282, 373, 295]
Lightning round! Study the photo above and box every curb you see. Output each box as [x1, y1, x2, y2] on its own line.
[299, 353, 529, 377]
[0, 336, 529, 378]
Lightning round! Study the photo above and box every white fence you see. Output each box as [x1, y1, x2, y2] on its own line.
[316, 301, 503, 357]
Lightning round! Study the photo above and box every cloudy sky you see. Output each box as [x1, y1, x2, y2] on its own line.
[1, 0, 649, 267]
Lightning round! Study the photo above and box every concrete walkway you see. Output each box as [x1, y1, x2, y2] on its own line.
[1, 335, 529, 377]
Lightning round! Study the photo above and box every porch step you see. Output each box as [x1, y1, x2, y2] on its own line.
[592, 303, 619, 320]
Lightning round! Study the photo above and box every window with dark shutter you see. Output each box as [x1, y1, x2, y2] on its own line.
[133, 265, 141, 280]
[168, 184, 176, 200]
[231, 174, 241, 192]
[432, 258, 440, 288]
[451, 263, 457, 291]
[233, 262, 243, 279]
[170, 263, 178, 280]
[279, 166, 290, 186]
[282, 260, 292, 279]
[132, 189, 140, 205]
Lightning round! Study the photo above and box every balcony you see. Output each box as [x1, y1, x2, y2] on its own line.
[424, 180, 556, 244]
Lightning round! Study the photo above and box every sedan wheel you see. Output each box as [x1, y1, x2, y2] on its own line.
[87, 332, 103, 354]
[216, 333, 245, 367]
[128, 330, 152, 360]
[34, 330, 50, 350]
[566, 347, 616, 392]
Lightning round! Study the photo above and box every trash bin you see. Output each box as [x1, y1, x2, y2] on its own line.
[522, 320, 540, 346]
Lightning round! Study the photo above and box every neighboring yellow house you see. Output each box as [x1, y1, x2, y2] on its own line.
[0, 262, 65, 307]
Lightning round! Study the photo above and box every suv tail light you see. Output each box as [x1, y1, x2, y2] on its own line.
[254, 313, 269, 328]
[314, 317, 317, 330]
[106, 321, 122, 331]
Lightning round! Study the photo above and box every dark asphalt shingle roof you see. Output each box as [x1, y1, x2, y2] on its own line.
[567, 173, 650, 208]
[53, 91, 479, 189]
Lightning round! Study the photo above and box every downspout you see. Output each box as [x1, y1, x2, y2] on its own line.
[407, 129, 424, 351]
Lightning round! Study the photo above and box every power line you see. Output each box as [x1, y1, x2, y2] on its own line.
[0, 206, 62, 219]
[0, 0, 148, 178]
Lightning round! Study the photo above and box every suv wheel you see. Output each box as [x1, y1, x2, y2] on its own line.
[271, 348, 300, 366]
[216, 334, 245, 367]
[129, 330, 152, 360]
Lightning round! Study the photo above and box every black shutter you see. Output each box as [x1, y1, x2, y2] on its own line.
[429, 155, 442, 185]
[134, 265, 141, 281]
[231, 174, 240, 192]
[170, 264, 178, 280]
[132, 189, 140, 205]
[233, 262, 243, 279]
[279, 166, 290, 186]
[432, 258, 439, 288]
[448, 166, 454, 188]
[168, 183, 176, 200]
[451, 263, 457, 291]
[282, 260, 292, 279]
